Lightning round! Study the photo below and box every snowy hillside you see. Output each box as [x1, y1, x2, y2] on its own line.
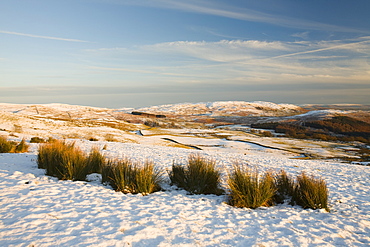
[134, 101, 305, 116]
[0, 141, 369, 246]
[0, 101, 370, 246]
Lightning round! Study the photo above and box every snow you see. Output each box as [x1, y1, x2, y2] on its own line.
[135, 101, 303, 116]
[1, 141, 370, 246]
[0, 102, 369, 246]
[292, 109, 354, 119]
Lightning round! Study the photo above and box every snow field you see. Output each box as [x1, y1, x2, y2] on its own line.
[0, 141, 369, 246]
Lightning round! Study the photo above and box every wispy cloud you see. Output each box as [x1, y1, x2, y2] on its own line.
[292, 31, 310, 39]
[87, 36, 370, 85]
[0, 30, 89, 43]
[269, 37, 370, 59]
[89, 66, 192, 77]
[188, 26, 248, 40]
[104, 0, 369, 34]
[141, 40, 290, 62]
[161, 0, 369, 33]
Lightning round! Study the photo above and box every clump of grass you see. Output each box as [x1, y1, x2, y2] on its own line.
[30, 137, 46, 143]
[227, 166, 276, 209]
[37, 140, 89, 181]
[292, 172, 329, 212]
[133, 161, 162, 195]
[86, 146, 105, 174]
[63, 148, 88, 181]
[169, 154, 223, 195]
[0, 136, 16, 153]
[105, 134, 116, 142]
[102, 159, 162, 195]
[274, 169, 295, 203]
[47, 137, 57, 143]
[169, 162, 187, 189]
[101, 159, 116, 186]
[103, 158, 133, 192]
[14, 138, 29, 153]
[13, 124, 23, 133]
[0, 136, 29, 153]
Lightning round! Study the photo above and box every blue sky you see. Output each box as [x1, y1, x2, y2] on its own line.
[1, 0, 369, 108]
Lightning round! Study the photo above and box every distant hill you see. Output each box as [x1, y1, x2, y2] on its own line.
[133, 101, 306, 117]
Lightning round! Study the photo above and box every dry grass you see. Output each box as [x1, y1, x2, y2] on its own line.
[102, 159, 162, 195]
[227, 166, 276, 209]
[86, 146, 106, 174]
[37, 140, 88, 181]
[0, 136, 29, 153]
[0, 136, 16, 153]
[274, 169, 295, 203]
[292, 172, 329, 212]
[169, 154, 223, 195]
[105, 134, 117, 142]
[14, 138, 29, 153]
[30, 137, 46, 143]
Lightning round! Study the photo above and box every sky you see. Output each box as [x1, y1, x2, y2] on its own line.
[0, 0, 369, 108]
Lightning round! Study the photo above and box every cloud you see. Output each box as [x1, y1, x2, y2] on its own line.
[0, 30, 89, 43]
[269, 37, 370, 59]
[89, 66, 192, 77]
[188, 26, 248, 40]
[141, 40, 290, 62]
[292, 32, 310, 39]
[86, 36, 370, 87]
[102, 0, 369, 34]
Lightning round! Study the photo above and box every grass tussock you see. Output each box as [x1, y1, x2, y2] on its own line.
[30, 137, 46, 143]
[37, 141, 106, 181]
[14, 139, 30, 153]
[227, 166, 276, 209]
[33, 137, 329, 210]
[37, 140, 88, 180]
[86, 146, 106, 174]
[0, 136, 16, 153]
[0, 136, 29, 153]
[292, 172, 329, 212]
[102, 159, 162, 195]
[169, 154, 223, 195]
[274, 169, 295, 203]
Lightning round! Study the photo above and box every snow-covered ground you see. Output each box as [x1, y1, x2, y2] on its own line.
[134, 101, 304, 116]
[1, 141, 370, 246]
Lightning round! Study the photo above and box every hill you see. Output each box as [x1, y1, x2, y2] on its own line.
[0, 101, 370, 246]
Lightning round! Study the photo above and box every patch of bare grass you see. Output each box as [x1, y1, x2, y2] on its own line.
[169, 154, 223, 195]
[86, 146, 106, 174]
[227, 165, 276, 209]
[0, 136, 29, 153]
[274, 169, 295, 203]
[292, 172, 329, 212]
[102, 159, 162, 195]
[14, 138, 29, 153]
[37, 140, 88, 181]
[0, 136, 16, 153]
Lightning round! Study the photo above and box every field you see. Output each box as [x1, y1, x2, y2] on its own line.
[0, 102, 369, 246]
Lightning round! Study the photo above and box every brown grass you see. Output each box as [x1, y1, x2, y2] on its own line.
[292, 172, 329, 212]
[227, 166, 276, 209]
[169, 154, 223, 195]
[102, 159, 162, 195]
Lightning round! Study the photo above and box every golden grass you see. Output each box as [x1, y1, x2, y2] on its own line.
[227, 166, 276, 209]
[292, 172, 329, 212]
[169, 154, 223, 195]
[102, 159, 162, 195]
